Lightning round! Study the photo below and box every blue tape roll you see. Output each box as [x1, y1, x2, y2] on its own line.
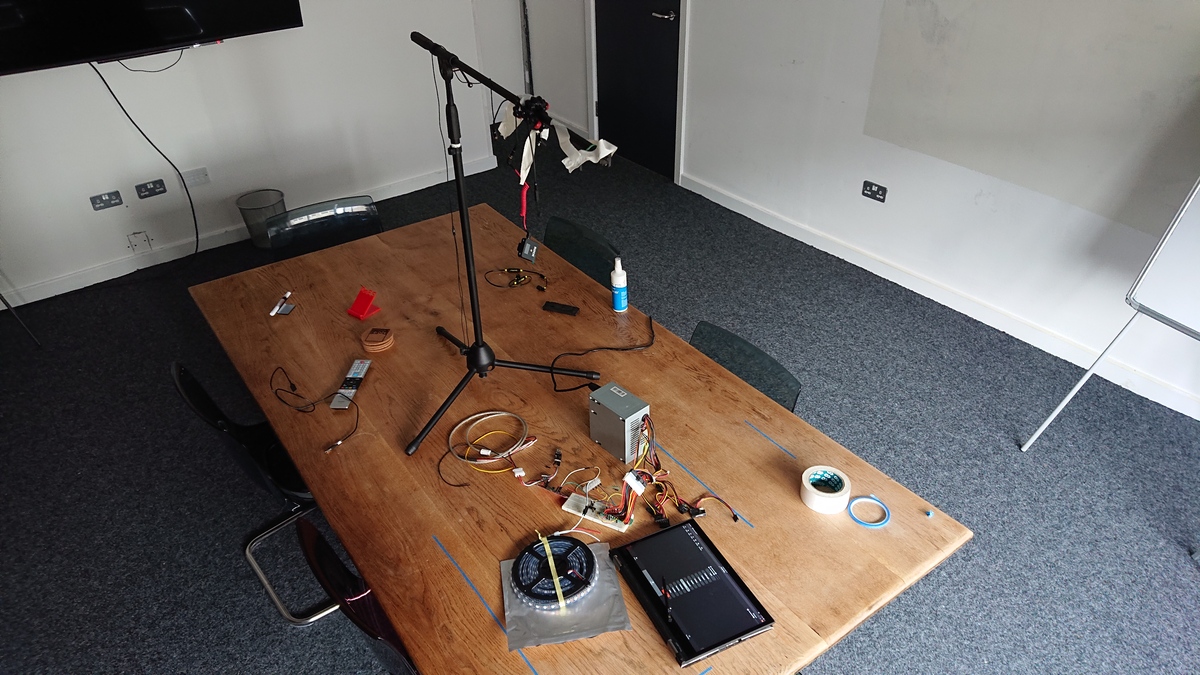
[848, 494, 891, 528]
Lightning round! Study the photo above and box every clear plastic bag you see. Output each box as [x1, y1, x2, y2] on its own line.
[501, 542, 631, 650]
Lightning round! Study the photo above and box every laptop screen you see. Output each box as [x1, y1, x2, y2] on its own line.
[612, 519, 773, 665]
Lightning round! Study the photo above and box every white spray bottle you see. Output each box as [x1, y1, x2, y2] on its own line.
[611, 257, 628, 313]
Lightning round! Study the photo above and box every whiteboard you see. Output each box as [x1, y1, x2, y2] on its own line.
[1127, 174, 1200, 341]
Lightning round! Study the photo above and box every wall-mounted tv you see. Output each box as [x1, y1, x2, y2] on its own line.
[0, 1, 304, 77]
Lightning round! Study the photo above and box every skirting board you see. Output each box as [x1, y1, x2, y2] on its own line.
[679, 172, 1200, 423]
[368, 155, 497, 203]
[0, 155, 498, 308]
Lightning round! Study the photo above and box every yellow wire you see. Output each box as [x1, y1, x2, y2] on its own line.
[468, 429, 517, 455]
[469, 464, 514, 474]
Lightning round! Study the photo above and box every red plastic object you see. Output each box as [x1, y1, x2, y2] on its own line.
[347, 287, 381, 320]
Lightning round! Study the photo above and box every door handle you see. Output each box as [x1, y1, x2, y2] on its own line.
[651, 11, 677, 21]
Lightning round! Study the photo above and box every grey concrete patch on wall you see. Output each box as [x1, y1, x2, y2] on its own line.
[864, 0, 1200, 236]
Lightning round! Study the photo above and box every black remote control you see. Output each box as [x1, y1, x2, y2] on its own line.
[542, 301, 579, 316]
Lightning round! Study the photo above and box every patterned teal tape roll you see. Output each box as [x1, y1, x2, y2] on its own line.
[801, 465, 851, 514]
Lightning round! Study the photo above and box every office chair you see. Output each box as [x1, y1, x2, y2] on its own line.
[541, 216, 620, 286]
[264, 195, 383, 261]
[297, 518, 419, 675]
[688, 321, 802, 411]
[170, 362, 338, 626]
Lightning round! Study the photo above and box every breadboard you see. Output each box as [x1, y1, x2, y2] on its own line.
[561, 493, 630, 533]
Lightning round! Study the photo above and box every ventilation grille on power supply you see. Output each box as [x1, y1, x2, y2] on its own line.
[626, 415, 641, 461]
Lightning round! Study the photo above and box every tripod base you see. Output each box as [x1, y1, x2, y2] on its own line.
[404, 326, 600, 455]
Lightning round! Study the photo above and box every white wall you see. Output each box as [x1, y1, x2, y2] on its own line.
[525, 0, 595, 137]
[865, 0, 1200, 237]
[471, 0, 526, 120]
[679, 1, 1200, 419]
[0, 0, 513, 304]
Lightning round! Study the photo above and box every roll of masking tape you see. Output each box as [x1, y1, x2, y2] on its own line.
[801, 465, 852, 514]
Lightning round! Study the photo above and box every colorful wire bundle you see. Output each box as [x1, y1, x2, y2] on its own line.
[597, 413, 738, 525]
[438, 411, 536, 487]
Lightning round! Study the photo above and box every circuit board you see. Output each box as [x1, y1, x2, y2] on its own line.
[561, 492, 630, 533]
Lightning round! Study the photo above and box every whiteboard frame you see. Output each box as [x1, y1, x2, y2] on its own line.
[1125, 173, 1200, 342]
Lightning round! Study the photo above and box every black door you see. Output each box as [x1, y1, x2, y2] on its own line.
[595, 0, 681, 179]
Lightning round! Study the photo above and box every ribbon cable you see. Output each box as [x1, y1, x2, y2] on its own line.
[537, 531, 567, 610]
[519, 178, 530, 231]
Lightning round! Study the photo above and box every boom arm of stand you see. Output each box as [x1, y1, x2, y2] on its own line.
[410, 32, 551, 127]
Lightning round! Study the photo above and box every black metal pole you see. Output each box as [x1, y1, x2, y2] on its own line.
[412, 32, 551, 125]
[439, 62, 488, 350]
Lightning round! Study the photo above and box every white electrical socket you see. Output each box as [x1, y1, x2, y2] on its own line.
[180, 167, 210, 187]
[127, 232, 152, 253]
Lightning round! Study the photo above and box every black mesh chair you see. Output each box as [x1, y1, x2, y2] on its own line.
[688, 321, 802, 411]
[265, 196, 383, 261]
[541, 216, 619, 286]
[297, 518, 419, 675]
[170, 362, 338, 625]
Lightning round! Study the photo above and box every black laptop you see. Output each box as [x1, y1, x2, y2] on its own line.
[610, 519, 774, 667]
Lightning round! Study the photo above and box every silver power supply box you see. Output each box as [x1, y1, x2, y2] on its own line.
[589, 382, 650, 463]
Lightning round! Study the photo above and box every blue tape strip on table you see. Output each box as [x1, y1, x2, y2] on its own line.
[654, 440, 754, 528]
[743, 420, 797, 459]
[432, 535, 539, 674]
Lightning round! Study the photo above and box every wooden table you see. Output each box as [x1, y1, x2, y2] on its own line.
[191, 204, 971, 674]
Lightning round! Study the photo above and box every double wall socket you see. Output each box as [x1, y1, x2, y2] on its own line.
[90, 191, 123, 210]
[135, 179, 167, 199]
[862, 181, 888, 203]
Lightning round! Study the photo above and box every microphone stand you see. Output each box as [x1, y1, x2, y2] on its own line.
[406, 32, 599, 457]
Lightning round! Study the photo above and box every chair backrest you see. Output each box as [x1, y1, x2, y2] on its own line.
[541, 216, 619, 287]
[170, 362, 310, 502]
[688, 321, 802, 411]
[265, 196, 383, 261]
[171, 361, 236, 434]
[297, 518, 419, 675]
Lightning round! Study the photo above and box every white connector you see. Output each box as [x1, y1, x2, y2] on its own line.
[623, 471, 646, 495]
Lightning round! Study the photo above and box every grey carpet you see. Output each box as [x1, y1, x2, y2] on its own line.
[1, 152, 1197, 674]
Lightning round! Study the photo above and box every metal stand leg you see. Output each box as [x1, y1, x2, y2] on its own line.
[245, 504, 340, 625]
[1021, 312, 1140, 452]
[0, 290, 41, 348]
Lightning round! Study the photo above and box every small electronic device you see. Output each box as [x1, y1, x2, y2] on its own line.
[610, 519, 773, 667]
[331, 359, 371, 409]
[517, 237, 539, 263]
[589, 382, 649, 463]
[542, 301, 579, 316]
[561, 493, 630, 533]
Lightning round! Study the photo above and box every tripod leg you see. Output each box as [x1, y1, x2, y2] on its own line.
[436, 326, 468, 353]
[0, 290, 41, 349]
[405, 368, 478, 456]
